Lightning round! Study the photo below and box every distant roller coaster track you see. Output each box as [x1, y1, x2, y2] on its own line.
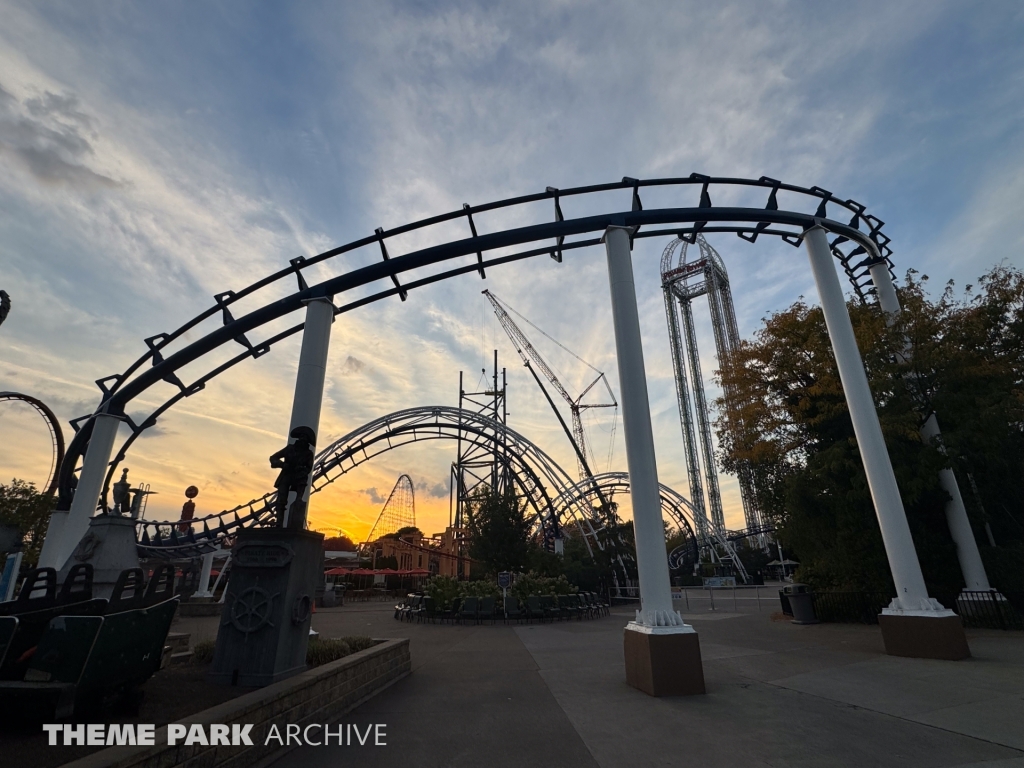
[0, 391, 65, 498]
[51, 175, 893, 554]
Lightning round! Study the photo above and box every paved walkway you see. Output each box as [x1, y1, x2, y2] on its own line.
[248, 599, 1024, 768]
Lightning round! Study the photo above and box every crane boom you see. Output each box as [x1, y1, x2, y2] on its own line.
[483, 290, 617, 481]
[484, 291, 574, 405]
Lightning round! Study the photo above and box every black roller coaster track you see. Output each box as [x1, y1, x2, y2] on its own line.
[133, 406, 602, 559]
[0, 391, 65, 498]
[552, 471, 749, 581]
[54, 175, 894, 516]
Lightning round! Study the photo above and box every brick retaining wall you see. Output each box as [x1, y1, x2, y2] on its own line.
[61, 638, 411, 768]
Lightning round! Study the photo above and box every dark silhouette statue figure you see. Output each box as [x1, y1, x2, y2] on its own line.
[111, 468, 131, 515]
[270, 426, 316, 530]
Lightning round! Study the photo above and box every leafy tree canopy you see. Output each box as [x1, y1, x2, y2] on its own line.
[464, 486, 533, 575]
[715, 266, 1024, 594]
[322, 535, 357, 551]
[0, 478, 53, 567]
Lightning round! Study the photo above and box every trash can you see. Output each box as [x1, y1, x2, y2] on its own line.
[783, 583, 819, 625]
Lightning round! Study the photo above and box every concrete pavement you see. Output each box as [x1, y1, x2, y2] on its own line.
[233, 598, 1024, 768]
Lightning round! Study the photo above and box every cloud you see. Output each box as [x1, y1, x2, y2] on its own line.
[417, 477, 449, 499]
[0, 82, 118, 190]
[362, 487, 386, 505]
[340, 355, 366, 375]
[1, 1, 1021, 539]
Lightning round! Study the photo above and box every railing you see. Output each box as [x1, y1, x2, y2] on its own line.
[672, 585, 778, 612]
[945, 591, 1024, 631]
[810, 590, 1024, 630]
[811, 592, 891, 624]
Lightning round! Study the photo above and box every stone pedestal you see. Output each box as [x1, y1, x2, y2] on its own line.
[624, 626, 706, 696]
[209, 528, 324, 686]
[878, 613, 971, 660]
[57, 514, 139, 600]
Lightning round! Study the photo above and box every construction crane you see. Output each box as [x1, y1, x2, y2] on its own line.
[483, 290, 617, 483]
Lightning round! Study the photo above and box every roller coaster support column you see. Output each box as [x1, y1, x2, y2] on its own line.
[868, 261, 991, 593]
[805, 225, 968, 659]
[603, 225, 705, 696]
[43, 412, 121, 568]
[284, 296, 335, 529]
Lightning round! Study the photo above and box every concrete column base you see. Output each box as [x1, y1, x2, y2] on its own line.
[624, 627, 706, 696]
[878, 613, 971, 660]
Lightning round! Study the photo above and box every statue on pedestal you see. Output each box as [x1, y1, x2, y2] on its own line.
[269, 426, 316, 530]
[111, 468, 131, 516]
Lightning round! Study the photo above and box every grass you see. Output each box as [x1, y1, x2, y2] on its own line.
[189, 636, 378, 667]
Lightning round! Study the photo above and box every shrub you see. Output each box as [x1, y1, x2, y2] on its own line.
[424, 575, 460, 607]
[189, 636, 377, 667]
[190, 639, 216, 664]
[306, 636, 377, 667]
[510, 573, 577, 604]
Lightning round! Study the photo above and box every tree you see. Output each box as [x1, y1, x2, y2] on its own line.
[0, 478, 54, 567]
[715, 266, 1024, 594]
[322, 535, 357, 551]
[464, 486, 532, 575]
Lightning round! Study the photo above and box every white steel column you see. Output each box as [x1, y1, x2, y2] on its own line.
[805, 226, 949, 613]
[285, 296, 335, 528]
[603, 226, 687, 630]
[52, 412, 122, 568]
[193, 549, 218, 598]
[868, 262, 991, 591]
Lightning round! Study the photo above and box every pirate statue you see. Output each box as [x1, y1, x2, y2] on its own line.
[269, 426, 316, 530]
[111, 468, 132, 515]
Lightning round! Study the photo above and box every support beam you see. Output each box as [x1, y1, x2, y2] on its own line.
[805, 226, 968, 669]
[604, 226, 706, 693]
[867, 262, 991, 592]
[603, 226, 681, 628]
[283, 297, 335, 530]
[193, 549, 218, 598]
[806, 227, 940, 610]
[46, 412, 121, 568]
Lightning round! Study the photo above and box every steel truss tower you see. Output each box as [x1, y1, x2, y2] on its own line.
[661, 235, 764, 542]
[451, 350, 510, 532]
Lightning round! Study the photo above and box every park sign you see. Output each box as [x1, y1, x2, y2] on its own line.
[497, 572, 512, 589]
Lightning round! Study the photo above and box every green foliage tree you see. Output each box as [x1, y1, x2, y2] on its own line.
[464, 486, 533, 576]
[0, 478, 53, 567]
[322, 535, 357, 551]
[715, 266, 1024, 594]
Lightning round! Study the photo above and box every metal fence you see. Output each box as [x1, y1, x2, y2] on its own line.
[810, 590, 1024, 630]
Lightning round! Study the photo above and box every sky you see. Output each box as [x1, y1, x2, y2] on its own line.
[1, 1, 1022, 542]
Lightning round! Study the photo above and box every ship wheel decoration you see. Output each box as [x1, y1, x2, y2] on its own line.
[228, 586, 278, 634]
